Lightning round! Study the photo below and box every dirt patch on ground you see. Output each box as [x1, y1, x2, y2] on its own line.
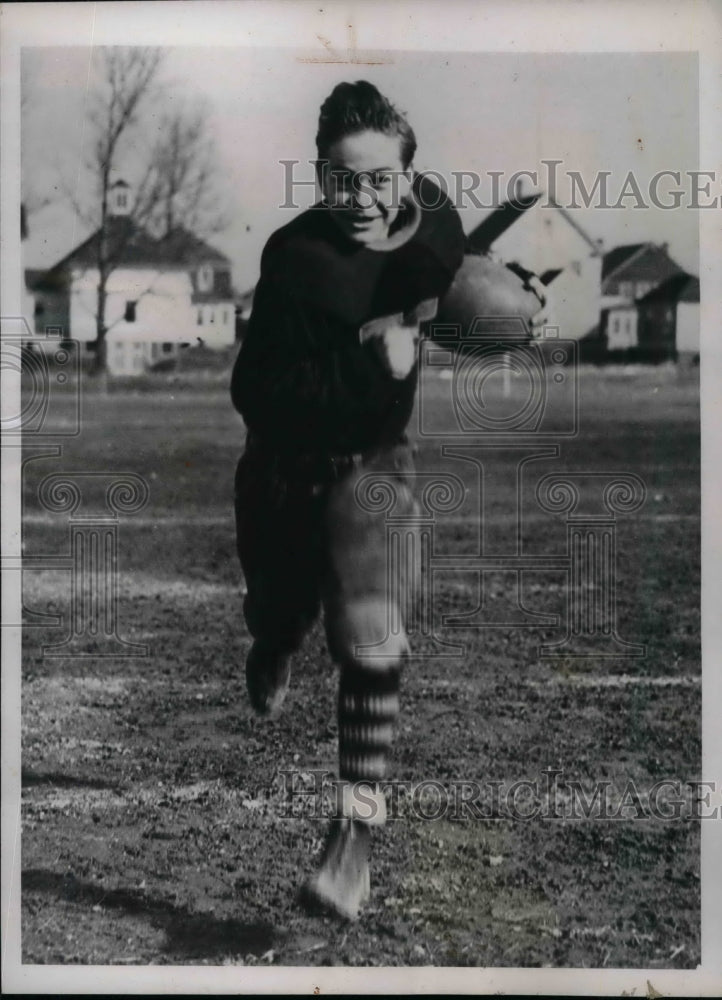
[19, 369, 700, 967]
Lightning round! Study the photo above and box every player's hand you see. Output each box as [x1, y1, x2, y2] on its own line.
[371, 324, 419, 379]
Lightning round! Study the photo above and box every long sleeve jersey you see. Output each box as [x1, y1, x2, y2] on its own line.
[231, 173, 465, 457]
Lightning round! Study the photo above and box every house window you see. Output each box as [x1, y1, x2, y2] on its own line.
[197, 308, 203, 325]
[117, 193, 127, 208]
[197, 264, 214, 292]
[209, 309, 215, 324]
[124, 300, 137, 322]
[162, 342, 173, 354]
[612, 317, 620, 334]
[222, 309, 228, 324]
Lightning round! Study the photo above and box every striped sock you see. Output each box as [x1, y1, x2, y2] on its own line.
[338, 664, 400, 784]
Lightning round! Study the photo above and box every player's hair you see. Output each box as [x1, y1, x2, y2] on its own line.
[316, 81, 417, 169]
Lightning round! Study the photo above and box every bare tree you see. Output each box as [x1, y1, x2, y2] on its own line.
[57, 48, 230, 377]
[80, 47, 164, 375]
[144, 100, 229, 240]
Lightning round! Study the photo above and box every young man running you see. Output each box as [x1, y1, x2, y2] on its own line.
[231, 80, 465, 919]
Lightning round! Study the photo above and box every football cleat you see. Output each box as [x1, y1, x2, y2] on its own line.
[300, 818, 371, 921]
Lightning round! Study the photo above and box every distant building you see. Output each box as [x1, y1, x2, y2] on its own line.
[605, 303, 638, 352]
[601, 242, 686, 299]
[539, 251, 603, 344]
[473, 205, 700, 363]
[483, 192, 604, 342]
[596, 242, 697, 361]
[27, 180, 235, 375]
[674, 275, 701, 356]
[637, 273, 700, 361]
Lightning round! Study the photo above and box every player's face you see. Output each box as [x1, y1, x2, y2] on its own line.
[321, 130, 412, 246]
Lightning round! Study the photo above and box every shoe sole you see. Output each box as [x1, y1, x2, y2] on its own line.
[299, 875, 369, 922]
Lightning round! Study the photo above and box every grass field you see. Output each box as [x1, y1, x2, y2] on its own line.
[19, 359, 700, 967]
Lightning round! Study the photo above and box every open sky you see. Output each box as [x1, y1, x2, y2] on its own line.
[22, 47, 699, 292]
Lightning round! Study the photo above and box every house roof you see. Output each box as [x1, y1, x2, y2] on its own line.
[548, 199, 603, 255]
[466, 192, 603, 263]
[602, 242, 685, 287]
[601, 243, 646, 280]
[41, 216, 162, 279]
[638, 272, 700, 304]
[24, 268, 47, 291]
[678, 274, 700, 303]
[156, 226, 230, 267]
[33, 218, 230, 288]
[466, 194, 542, 254]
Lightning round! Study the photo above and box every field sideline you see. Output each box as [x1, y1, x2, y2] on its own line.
[19, 361, 700, 967]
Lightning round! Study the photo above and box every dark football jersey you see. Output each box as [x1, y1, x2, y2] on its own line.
[231, 173, 465, 456]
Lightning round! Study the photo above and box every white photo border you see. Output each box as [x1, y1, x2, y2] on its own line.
[2, 0, 721, 994]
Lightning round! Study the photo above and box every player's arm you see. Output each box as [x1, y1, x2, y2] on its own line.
[230, 270, 414, 453]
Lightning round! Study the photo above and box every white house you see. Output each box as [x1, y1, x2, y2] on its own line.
[605, 303, 638, 351]
[675, 276, 700, 356]
[470, 191, 604, 342]
[597, 244, 697, 360]
[28, 180, 235, 375]
[538, 252, 603, 343]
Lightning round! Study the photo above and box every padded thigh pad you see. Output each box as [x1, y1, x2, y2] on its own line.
[325, 595, 409, 670]
[322, 463, 418, 669]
